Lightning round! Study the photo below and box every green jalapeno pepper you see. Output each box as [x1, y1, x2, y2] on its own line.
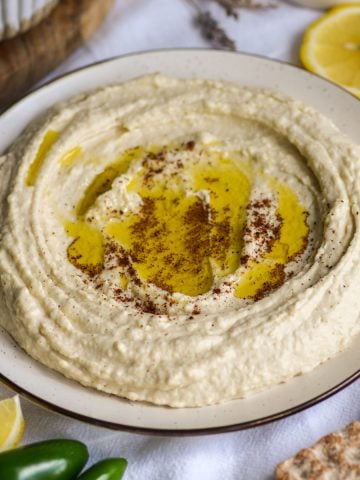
[0, 439, 88, 480]
[76, 458, 128, 480]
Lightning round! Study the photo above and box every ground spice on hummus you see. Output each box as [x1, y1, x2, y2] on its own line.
[66, 138, 311, 311]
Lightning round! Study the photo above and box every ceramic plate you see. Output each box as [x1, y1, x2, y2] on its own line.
[0, 50, 359, 435]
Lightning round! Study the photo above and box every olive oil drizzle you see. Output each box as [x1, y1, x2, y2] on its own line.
[235, 182, 309, 300]
[64, 143, 309, 300]
[26, 130, 60, 186]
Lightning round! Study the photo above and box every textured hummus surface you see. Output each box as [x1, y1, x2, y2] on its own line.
[0, 74, 359, 407]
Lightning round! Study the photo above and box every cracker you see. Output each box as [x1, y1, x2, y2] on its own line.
[276, 421, 360, 479]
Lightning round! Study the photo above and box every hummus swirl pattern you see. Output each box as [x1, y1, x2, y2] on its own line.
[0, 74, 359, 407]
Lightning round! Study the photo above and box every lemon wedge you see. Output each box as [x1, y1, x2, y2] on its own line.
[300, 5, 360, 98]
[0, 395, 25, 452]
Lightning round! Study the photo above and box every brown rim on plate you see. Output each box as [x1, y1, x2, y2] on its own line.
[0, 49, 359, 435]
[1, 369, 359, 436]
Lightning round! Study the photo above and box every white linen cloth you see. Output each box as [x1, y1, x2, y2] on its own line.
[1, 1, 359, 478]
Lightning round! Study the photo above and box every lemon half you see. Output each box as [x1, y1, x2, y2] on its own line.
[300, 4, 360, 98]
[0, 395, 25, 452]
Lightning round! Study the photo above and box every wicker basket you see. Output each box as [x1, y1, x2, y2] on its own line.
[0, 0, 59, 40]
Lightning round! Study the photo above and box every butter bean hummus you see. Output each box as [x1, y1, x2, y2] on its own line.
[0, 75, 359, 407]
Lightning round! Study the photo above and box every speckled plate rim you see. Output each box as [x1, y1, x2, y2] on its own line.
[1, 366, 359, 436]
[0, 49, 359, 435]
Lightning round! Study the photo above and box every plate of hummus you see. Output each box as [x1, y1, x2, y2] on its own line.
[0, 50, 359, 434]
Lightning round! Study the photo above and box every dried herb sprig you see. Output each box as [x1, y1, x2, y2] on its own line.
[186, 0, 278, 50]
[212, 0, 240, 18]
[186, 0, 236, 50]
[194, 10, 236, 50]
[212, 0, 277, 18]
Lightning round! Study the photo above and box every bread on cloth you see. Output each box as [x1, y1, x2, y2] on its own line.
[276, 421, 360, 479]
